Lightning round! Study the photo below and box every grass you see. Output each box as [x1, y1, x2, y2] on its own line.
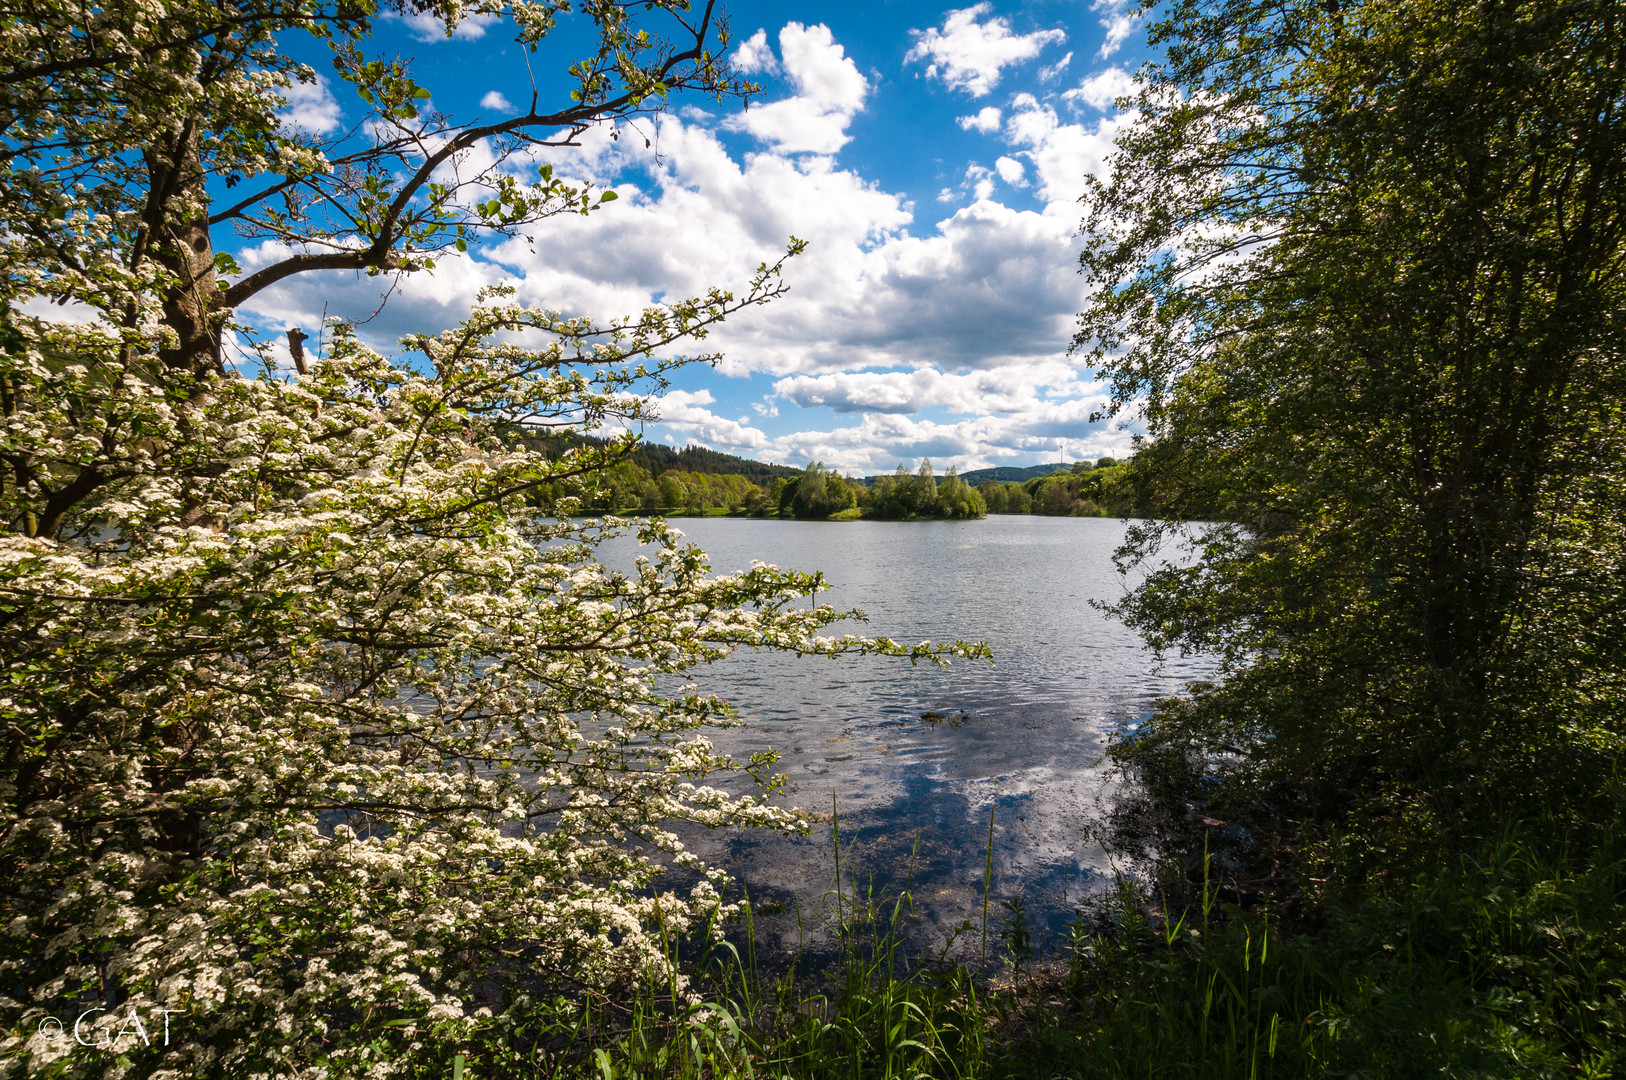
[418, 809, 1626, 1080]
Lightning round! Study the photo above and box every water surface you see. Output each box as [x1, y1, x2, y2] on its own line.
[604, 515, 1211, 959]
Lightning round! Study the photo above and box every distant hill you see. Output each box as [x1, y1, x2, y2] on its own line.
[853, 462, 1080, 487]
[958, 463, 1079, 485]
[627, 442, 802, 485]
[524, 432, 801, 486]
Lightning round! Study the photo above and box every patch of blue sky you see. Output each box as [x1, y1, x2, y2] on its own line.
[232, 1, 1152, 472]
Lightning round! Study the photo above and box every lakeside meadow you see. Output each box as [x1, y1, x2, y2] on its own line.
[3, 0, 1623, 1077]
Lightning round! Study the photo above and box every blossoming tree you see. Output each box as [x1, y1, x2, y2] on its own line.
[0, 3, 979, 1075]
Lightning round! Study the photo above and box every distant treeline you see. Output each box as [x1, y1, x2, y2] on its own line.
[516, 454, 992, 520]
[858, 462, 1075, 486]
[957, 463, 1075, 485]
[521, 432, 801, 487]
[782, 460, 985, 520]
[976, 457, 1133, 517]
[564, 461, 771, 515]
[517, 431, 1143, 521]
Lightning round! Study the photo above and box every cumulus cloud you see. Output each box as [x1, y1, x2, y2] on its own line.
[1003, 94, 1128, 203]
[242, 106, 1101, 369]
[905, 3, 1066, 98]
[278, 76, 342, 135]
[732, 29, 779, 74]
[1038, 51, 1074, 81]
[480, 90, 515, 112]
[655, 389, 771, 452]
[1093, 3, 1139, 59]
[723, 23, 867, 154]
[758, 395, 1124, 474]
[958, 163, 996, 201]
[234, 237, 512, 350]
[957, 106, 1002, 133]
[775, 367, 1058, 416]
[232, 21, 1144, 470]
[1064, 67, 1137, 111]
[398, 11, 500, 41]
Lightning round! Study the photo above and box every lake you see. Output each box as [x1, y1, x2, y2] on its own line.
[601, 514, 1214, 961]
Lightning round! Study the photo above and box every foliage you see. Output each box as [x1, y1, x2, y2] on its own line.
[1078, 0, 1626, 838]
[1, 259, 998, 1078]
[995, 816, 1626, 1079]
[631, 445, 801, 488]
[977, 462, 1134, 517]
[1047, 0, 1626, 1073]
[978, 480, 1033, 515]
[535, 436, 801, 491]
[954, 463, 1073, 486]
[1, 0, 755, 379]
[580, 468, 771, 517]
[528, 814, 1626, 1079]
[655, 471, 763, 514]
[781, 462, 859, 520]
[864, 460, 986, 521]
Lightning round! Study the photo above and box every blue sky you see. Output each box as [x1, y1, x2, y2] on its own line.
[240, 1, 1151, 472]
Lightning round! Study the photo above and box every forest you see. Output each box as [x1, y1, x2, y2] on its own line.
[975, 457, 1130, 516]
[553, 450, 1138, 522]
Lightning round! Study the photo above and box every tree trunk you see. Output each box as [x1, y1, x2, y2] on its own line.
[143, 125, 221, 377]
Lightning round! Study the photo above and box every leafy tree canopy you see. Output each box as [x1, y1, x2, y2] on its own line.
[1080, 0, 1625, 843]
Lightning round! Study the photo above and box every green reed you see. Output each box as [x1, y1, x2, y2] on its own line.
[421, 810, 1626, 1080]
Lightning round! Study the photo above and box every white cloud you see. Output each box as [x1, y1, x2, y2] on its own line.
[398, 11, 500, 41]
[957, 106, 1002, 133]
[243, 105, 1106, 371]
[757, 395, 1126, 474]
[905, 3, 1066, 98]
[278, 76, 342, 136]
[775, 366, 1062, 416]
[480, 90, 515, 112]
[1064, 67, 1137, 111]
[1038, 51, 1074, 81]
[234, 238, 511, 349]
[723, 23, 867, 154]
[732, 29, 779, 74]
[1003, 95, 1128, 204]
[1094, 5, 1139, 59]
[14, 294, 106, 325]
[656, 389, 770, 451]
[231, 22, 1146, 472]
[963, 163, 995, 201]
